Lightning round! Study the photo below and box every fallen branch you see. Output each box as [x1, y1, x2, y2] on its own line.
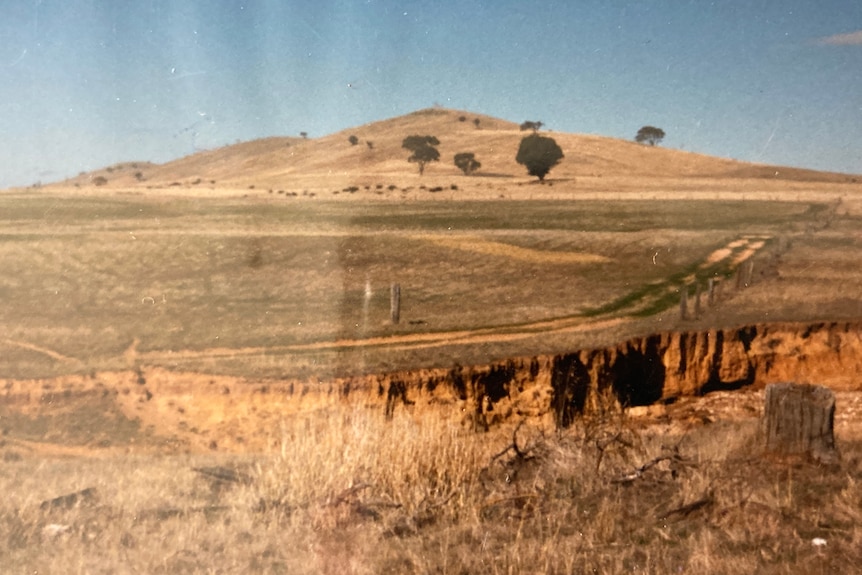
[611, 451, 692, 484]
[326, 482, 372, 507]
[40, 487, 98, 511]
[192, 466, 254, 485]
[491, 420, 535, 463]
[658, 493, 714, 521]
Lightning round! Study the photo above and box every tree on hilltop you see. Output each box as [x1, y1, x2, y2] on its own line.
[402, 135, 440, 175]
[520, 120, 544, 133]
[635, 126, 666, 146]
[454, 152, 481, 175]
[348, 134, 359, 146]
[516, 134, 563, 181]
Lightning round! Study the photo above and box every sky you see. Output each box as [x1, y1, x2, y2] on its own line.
[1, 0, 861, 188]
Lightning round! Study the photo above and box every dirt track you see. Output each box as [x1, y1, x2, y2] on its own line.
[123, 234, 766, 366]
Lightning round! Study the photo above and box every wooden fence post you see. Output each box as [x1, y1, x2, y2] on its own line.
[680, 287, 688, 320]
[390, 283, 401, 325]
[694, 283, 702, 318]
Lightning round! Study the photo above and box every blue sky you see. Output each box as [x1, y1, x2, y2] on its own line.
[1, 0, 861, 188]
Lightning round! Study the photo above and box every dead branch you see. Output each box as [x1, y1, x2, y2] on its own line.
[40, 487, 98, 511]
[610, 450, 694, 484]
[658, 493, 714, 521]
[594, 430, 637, 474]
[192, 466, 254, 485]
[491, 420, 535, 463]
[326, 482, 372, 507]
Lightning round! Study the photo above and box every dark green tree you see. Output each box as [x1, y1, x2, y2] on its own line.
[635, 126, 666, 146]
[402, 135, 440, 175]
[516, 134, 563, 181]
[454, 152, 481, 175]
[520, 120, 544, 133]
[348, 134, 359, 146]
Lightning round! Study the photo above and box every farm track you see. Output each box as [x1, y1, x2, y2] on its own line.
[2, 338, 84, 366]
[132, 235, 768, 364]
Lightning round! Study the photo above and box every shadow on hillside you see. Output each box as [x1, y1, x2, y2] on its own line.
[474, 172, 516, 179]
[522, 177, 576, 184]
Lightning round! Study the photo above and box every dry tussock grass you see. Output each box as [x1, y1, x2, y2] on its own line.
[3, 399, 861, 574]
[2, 192, 847, 381]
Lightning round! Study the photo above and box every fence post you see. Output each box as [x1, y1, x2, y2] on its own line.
[707, 278, 715, 306]
[680, 287, 688, 320]
[390, 283, 401, 325]
[694, 283, 702, 318]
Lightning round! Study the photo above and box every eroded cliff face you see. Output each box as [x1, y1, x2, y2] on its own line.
[378, 321, 862, 428]
[2, 321, 860, 453]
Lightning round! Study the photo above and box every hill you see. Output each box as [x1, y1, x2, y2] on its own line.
[55, 107, 858, 191]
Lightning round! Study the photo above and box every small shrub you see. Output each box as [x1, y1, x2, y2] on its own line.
[348, 135, 359, 146]
[93, 176, 108, 186]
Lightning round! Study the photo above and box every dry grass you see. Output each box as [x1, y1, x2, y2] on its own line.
[0, 192, 844, 380]
[50, 107, 859, 193]
[2, 401, 861, 574]
[3, 106, 862, 572]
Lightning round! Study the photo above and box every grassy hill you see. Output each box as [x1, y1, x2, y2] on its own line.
[55, 107, 858, 191]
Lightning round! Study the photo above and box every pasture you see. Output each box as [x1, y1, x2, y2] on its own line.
[2, 185, 862, 573]
[0, 191, 844, 380]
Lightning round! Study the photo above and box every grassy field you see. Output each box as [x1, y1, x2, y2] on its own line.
[3, 188, 862, 573]
[5, 104, 862, 573]
[3, 395, 862, 574]
[0, 191, 842, 380]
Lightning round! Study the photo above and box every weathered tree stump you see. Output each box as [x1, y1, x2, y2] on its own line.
[762, 383, 839, 464]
